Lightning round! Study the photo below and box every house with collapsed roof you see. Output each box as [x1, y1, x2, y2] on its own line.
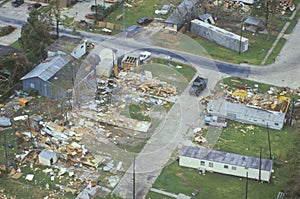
[164, 0, 200, 32]
[179, 145, 273, 182]
[207, 99, 286, 130]
[21, 36, 86, 98]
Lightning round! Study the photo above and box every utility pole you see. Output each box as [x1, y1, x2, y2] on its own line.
[259, 147, 262, 182]
[4, 130, 8, 173]
[122, 0, 126, 32]
[94, 0, 98, 24]
[245, 172, 248, 199]
[239, 18, 244, 55]
[266, 123, 272, 159]
[133, 155, 136, 199]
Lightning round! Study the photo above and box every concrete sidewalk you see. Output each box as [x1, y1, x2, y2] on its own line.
[261, 3, 300, 65]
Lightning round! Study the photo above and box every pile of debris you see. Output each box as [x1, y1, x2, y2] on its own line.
[219, 82, 292, 113]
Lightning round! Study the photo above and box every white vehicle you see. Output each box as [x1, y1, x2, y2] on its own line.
[155, 5, 171, 15]
[139, 51, 151, 62]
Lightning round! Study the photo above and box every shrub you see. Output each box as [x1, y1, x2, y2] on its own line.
[0, 25, 16, 37]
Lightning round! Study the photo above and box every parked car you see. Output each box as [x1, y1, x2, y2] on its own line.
[28, 3, 42, 10]
[11, 0, 24, 7]
[137, 17, 153, 25]
[90, 4, 105, 12]
[85, 13, 95, 19]
[189, 76, 208, 97]
[139, 51, 151, 62]
[155, 5, 171, 15]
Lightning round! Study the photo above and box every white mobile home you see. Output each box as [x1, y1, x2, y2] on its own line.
[179, 146, 273, 182]
[191, 19, 249, 53]
[207, 99, 286, 130]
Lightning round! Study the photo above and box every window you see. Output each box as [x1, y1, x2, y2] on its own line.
[81, 45, 84, 49]
[224, 165, 229, 169]
[275, 123, 279, 126]
[232, 166, 237, 170]
[30, 83, 35, 89]
[209, 162, 213, 167]
[200, 161, 205, 166]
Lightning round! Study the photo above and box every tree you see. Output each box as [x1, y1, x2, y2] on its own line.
[0, 53, 31, 92]
[45, 0, 62, 37]
[19, 9, 52, 62]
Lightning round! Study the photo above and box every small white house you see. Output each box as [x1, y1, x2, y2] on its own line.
[207, 99, 286, 130]
[179, 146, 273, 182]
[38, 149, 59, 166]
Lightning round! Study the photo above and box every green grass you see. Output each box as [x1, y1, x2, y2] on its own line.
[285, 20, 298, 34]
[10, 40, 22, 49]
[147, 191, 174, 199]
[150, 58, 197, 83]
[105, 0, 171, 27]
[220, 76, 281, 93]
[264, 38, 287, 65]
[128, 103, 151, 122]
[148, 122, 298, 199]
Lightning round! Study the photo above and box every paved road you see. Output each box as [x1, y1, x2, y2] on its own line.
[1, 5, 300, 198]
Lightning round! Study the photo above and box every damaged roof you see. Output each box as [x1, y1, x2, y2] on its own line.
[180, 145, 273, 171]
[165, 0, 199, 26]
[21, 55, 71, 81]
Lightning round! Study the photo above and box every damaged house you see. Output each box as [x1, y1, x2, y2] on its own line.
[207, 99, 286, 130]
[21, 36, 86, 98]
[164, 0, 200, 32]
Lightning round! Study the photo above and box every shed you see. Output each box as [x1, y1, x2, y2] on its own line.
[207, 99, 286, 130]
[38, 149, 59, 166]
[179, 146, 273, 182]
[125, 25, 140, 37]
[244, 16, 265, 32]
[198, 13, 215, 24]
[21, 55, 71, 98]
[0, 117, 11, 127]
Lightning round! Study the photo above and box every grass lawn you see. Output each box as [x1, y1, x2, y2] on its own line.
[10, 40, 21, 49]
[148, 122, 298, 199]
[264, 38, 286, 65]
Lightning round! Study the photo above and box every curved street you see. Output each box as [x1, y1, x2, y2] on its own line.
[1, 4, 300, 198]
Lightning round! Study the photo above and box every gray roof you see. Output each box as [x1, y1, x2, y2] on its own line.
[207, 99, 285, 123]
[0, 45, 20, 58]
[180, 146, 273, 171]
[198, 13, 212, 21]
[39, 149, 58, 160]
[165, 0, 199, 26]
[244, 16, 264, 26]
[0, 117, 11, 127]
[126, 25, 140, 32]
[21, 56, 71, 81]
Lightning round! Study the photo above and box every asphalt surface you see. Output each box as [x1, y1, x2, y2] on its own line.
[1, 3, 300, 198]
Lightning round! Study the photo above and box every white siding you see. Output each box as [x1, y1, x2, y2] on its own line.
[179, 156, 271, 182]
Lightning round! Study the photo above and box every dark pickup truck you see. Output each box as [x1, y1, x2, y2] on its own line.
[11, 0, 24, 7]
[189, 76, 208, 97]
